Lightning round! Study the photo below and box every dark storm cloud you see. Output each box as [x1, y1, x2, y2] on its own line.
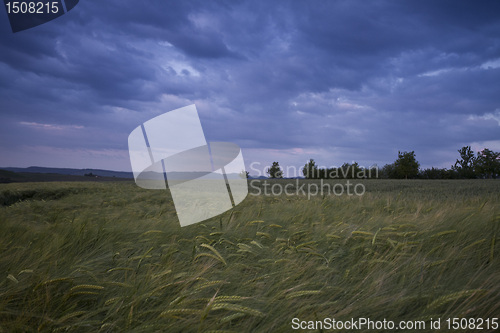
[0, 0, 499, 170]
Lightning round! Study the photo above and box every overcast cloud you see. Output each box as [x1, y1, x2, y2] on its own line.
[1, 0, 499, 176]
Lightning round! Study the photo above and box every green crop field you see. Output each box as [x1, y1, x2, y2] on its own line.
[0, 180, 499, 332]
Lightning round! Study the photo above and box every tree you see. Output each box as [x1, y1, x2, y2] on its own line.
[419, 167, 456, 179]
[267, 161, 283, 178]
[394, 151, 420, 179]
[339, 162, 364, 179]
[302, 159, 317, 179]
[380, 163, 396, 179]
[239, 170, 250, 179]
[452, 145, 476, 178]
[475, 148, 500, 179]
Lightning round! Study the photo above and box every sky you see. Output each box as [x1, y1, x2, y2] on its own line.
[1, 0, 499, 177]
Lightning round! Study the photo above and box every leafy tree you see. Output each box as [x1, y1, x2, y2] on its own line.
[302, 159, 318, 179]
[380, 163, 397, 179]
[394, 151, 420, 179]
[452, 146, 476, 178]
[302, 160, 373, 179]
[419, 167, 457, 179]
[340, 162, 364, 179]
[267, 161, 283, 179]
[367, 165, 380, 179]
[475, 148, 500, 179]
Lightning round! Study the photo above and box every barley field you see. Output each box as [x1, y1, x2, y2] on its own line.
[0, 180, 499, 332]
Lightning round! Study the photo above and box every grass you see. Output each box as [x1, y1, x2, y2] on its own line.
[0, 179, 499, 332]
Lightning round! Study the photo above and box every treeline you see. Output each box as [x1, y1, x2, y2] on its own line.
[266, 146, 500, 179]
[414, 146, 500, 179]
[301, 160, 378, 179]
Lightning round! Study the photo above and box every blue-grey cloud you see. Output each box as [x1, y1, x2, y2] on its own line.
[0, 0, 499, 171]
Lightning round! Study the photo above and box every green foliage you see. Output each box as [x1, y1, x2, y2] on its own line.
[266, 161, 283, 179]
[394, 151, 420, 179]
[0, 180, 499, 332]
[302, 160, 377, 179]
[453, 145, 477, 179]
[419, 167, 457, 179]
[302, 159, 317, 179]
[380, 162, 396, 179]
[300, 145, 498, 180]
[475, 148, 500, 179]
[449, 146, 500, 179]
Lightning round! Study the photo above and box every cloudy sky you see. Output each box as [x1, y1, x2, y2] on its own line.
[1, 0, 499, 176]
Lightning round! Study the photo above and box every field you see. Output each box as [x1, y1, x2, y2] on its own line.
[0, 179, 499, 332]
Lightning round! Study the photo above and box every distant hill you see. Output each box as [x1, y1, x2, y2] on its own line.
[1, 166, 134, 179]
[248, 176, 269, 179]
[247, 176, 304, 179]
[0, 166, 303, 184]
[0, 168, 133, 184]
